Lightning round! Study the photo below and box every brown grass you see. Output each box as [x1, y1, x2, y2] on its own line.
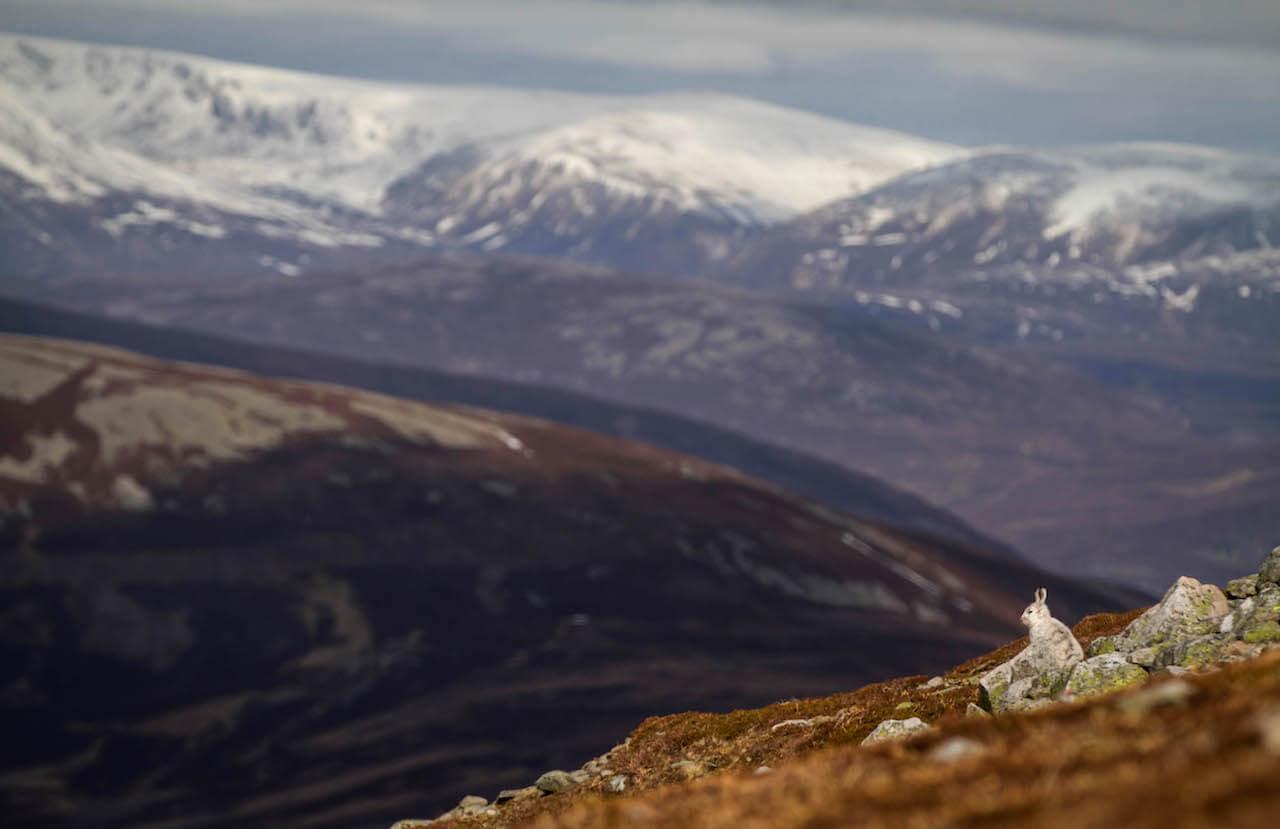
[412, 609, 1226, 828]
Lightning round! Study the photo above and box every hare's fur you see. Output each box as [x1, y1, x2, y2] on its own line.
[1020, 587, 1084, 663]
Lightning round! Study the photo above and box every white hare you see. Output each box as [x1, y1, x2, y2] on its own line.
[1020, 587, 1084, 663]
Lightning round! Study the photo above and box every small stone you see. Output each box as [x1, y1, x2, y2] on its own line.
[568, 769, 590, 785]
[965, 702, 990, 719]
[606, 775, 627, 793]
[928, 736, 984, 762]
[536, 770, 580, 794]
[923, 676, 944, 689]
[669, 760, 708, 781]
[1117, 678, 1196, 714]
[753, 765, 773, 776]
[1258, 545, 1280, 586]
[861, 717, 931, 745]
[1226, 574, 1258, 599]
[495, 787, 541, 804]
[458, 795, 487, 809]
[389, 821, 433, 829]
[1255, 707, 1280, 755]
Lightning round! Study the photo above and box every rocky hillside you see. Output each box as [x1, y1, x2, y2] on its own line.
[0, 335, 1128, 828]
[392, 546, 1280, 828]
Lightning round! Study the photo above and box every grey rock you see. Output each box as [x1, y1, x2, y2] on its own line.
[1219, 584, 1280, 645]
[1259, 545, 1280, 586]
[1065, 653, 1148, 699]
[1158, 634, 1232, 669]
[861, 717, 931, 745]
[458, 795, 487, 809]
[923, 676, 944, 689]
[1109, 577, 1230, 664]
[606, 774, 628, 793]
[1226, 574, 1258, 599]
[965, 702, 991, 719]
[536, 770, 580, 794]
[1085, 635, 1120, 658]
[568, 769, 590, 785]
[753, 765, 773, 776]
[928, 736, 984, 762]
[979, 648, 1073, 713]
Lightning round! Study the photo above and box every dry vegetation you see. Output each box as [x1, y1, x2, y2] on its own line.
[395, 607, 1277, 829]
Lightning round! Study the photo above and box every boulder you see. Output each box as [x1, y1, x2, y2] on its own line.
[1225, 575, 1258, 599]
[979, 645, 1075, 713]
[1064, 654, 1148, 699]
[1225, 584, 1280, 643]
[1109, 577, 1229, 664]
[1085, 635, 1119, 658]
[1259, 545, 1280, 586]
[536, 770, 580, 794]
[1161, 634, 1232, 669]
[861, 717, 931, 745]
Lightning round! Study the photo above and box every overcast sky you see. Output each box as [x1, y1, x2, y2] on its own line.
[3, 0, 1278, 152]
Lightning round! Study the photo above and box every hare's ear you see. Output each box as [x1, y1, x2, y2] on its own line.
[1035, 587, 1047, 605]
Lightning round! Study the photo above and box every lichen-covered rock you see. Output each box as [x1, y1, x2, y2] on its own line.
[1227, 584, 1280, 642]
[1243, 621, 1280, 644]
[536, 770, 580, 794]
[1085, 635, 1119, 658]
[1066, 654, 1148, 698]
[979, 646, 1074, 713]
[965, 702, 990, 719]
[1226, 574, 1258, 599]
[1110, 577, 1229, 664]
[1161, 634, 1231, 669]
[1259, 545, 1280, 586]
[861, 717, 931, 745]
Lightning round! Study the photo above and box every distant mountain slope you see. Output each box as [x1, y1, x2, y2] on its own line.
[4, 253, 1276, 593]
[0, 335, 1128, 828]
[0, 295, 1008, 552]
[0, 34, 957, 278]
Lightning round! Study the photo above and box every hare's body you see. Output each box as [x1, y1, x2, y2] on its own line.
[1021, 588, 1084, 664]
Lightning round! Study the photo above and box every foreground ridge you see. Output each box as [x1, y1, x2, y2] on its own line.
[397, 546, 1280, 828]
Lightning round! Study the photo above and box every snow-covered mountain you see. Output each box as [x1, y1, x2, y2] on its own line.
[0, 35, 958, 278]
[726, 146, 1280, 344]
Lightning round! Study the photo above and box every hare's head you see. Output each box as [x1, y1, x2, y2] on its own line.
[1020, 587, 1049, 628]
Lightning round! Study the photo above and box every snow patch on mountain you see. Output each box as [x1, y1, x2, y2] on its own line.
[0, 34, 959, 260]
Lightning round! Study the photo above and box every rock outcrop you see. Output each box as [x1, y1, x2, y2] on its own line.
[979, 553, 1280, 714]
